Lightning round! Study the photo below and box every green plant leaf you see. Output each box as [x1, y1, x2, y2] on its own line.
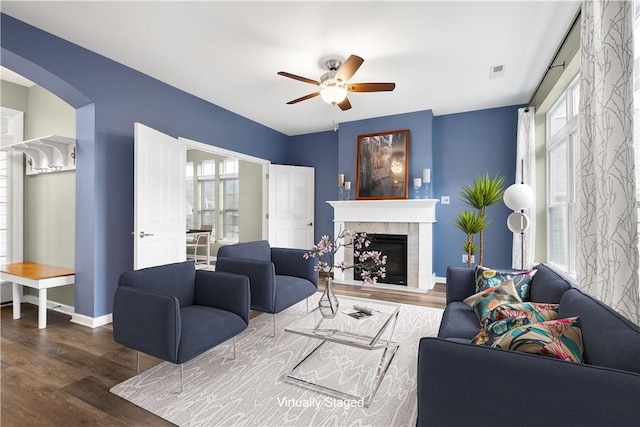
[460, 172, 506, 210]
[461, 241, 477, 255]
[453, 210, 486, 235]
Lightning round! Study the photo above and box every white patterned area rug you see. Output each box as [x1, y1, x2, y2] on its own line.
[110, 293, 443, 427]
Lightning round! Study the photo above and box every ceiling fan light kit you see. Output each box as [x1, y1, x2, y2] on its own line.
[320, 82, 348, 105]
[278, 54, 396, 111]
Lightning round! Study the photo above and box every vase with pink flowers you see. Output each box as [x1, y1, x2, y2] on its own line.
[304, 230, 387, 318]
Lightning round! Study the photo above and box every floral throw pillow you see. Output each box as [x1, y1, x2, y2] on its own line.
[475, 265, 537, 301]
[491, 316, 584, 363]
[471, 316, 531, 346]
[489, 302, 559, 325]
[463, 280, 522, 327]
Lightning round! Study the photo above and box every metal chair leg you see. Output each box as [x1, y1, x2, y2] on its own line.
[180, 363, 184, 393]
[228, 336, 236, 360]
[136, 351, 140, 374]
[272, 313, 276, 337]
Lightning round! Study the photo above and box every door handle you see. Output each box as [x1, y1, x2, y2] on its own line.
[307, 222, 313, 226]
[139, 231, 154, 238]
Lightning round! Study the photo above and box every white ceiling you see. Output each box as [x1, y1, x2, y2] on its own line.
[1, 1, 580, 136]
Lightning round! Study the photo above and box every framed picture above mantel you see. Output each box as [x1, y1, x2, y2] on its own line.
[356, 129, 409, 200]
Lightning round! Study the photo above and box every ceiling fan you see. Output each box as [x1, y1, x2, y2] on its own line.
[277, 55, 396, 111]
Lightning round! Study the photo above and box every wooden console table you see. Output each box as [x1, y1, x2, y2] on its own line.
[1, 262, 75, 329]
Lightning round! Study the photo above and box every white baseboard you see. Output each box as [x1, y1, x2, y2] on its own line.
[71, 312, 113, 328]
[20, 295, 112, 328]
[435, 276, 446, 284]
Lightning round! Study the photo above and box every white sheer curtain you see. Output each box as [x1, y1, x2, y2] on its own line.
[578, 0, 640, 324]
[512, 107, 536, 270]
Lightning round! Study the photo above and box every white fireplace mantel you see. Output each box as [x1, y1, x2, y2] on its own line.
[328, 199, 438, 223]
[327, 199, 438, 291]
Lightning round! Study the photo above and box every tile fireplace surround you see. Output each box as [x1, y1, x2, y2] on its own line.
[327, 199, 438, 292]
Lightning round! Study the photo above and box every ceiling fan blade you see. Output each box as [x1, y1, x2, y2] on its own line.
[338, 97, 352, 111]
[277, 71, 320, 86]
[335, 55, 364, 82]
[348, 82, 396, 92]
[286, 92, 320, 105]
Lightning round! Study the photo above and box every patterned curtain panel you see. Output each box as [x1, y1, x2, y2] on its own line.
[578, 0, 640, 324]
[512, 107, 536, 270]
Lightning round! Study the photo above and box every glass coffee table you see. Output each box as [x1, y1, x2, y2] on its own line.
[283, 296, 401, 407]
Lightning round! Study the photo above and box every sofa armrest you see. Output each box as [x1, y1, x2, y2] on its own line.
[113, 286, 181, 363]
[445, 266, 476, 303]
[417, 337, 640, 427]
[215, 257, 276, 312]
[194, 270, 250, 324]
[271, 247, 318, 287]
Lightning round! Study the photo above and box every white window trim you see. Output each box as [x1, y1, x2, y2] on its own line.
[546, 76, 579, 276]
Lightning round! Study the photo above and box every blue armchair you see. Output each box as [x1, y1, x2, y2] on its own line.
[113, 261, 250, 391]
[215, 240, 318, 335]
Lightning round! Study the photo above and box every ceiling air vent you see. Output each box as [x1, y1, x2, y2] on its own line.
[489, 64, 505, 79]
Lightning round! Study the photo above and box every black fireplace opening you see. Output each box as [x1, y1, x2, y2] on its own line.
[354, 233, 408, 286]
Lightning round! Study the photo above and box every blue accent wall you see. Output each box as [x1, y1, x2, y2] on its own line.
[432, 105, 523, 276]
[1, 13, 289, 318]
[288, 131, 339, 242]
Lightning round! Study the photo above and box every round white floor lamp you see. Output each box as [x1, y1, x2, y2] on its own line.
[504, 161, 534, 269]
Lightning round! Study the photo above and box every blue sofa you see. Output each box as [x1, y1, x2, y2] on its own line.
[417, 263, 640, 426]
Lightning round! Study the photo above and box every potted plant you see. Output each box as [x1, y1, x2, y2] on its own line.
[458, 172, 505, 266]
[454, 210, 485, 267]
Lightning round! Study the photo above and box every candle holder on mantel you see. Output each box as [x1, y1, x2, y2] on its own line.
[413, 178, 422, 199]
[338, 174, 351, 200]
[422, 168, 431, 199]
[339, 181, 351, 200]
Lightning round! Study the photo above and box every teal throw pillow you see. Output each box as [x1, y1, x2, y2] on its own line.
[464, 280, 522, 328]
[491, 316, 584, 363]
[471, 316, 531, 346]
[490, 302, 559, 325]
[475, 265, 537, 301]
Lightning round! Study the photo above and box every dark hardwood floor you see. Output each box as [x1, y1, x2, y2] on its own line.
[1, 283, 445, 426]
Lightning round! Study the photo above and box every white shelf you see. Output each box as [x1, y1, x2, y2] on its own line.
[1, 135, 76, 175]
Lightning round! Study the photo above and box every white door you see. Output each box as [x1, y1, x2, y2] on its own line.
[134, 123, 186, 269]
[268, 164, 314, 249]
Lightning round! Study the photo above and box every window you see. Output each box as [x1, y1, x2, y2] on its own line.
[221, 176, 239, 239]
[187, 157, 239, 241]
[546, 75, 579, 275]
